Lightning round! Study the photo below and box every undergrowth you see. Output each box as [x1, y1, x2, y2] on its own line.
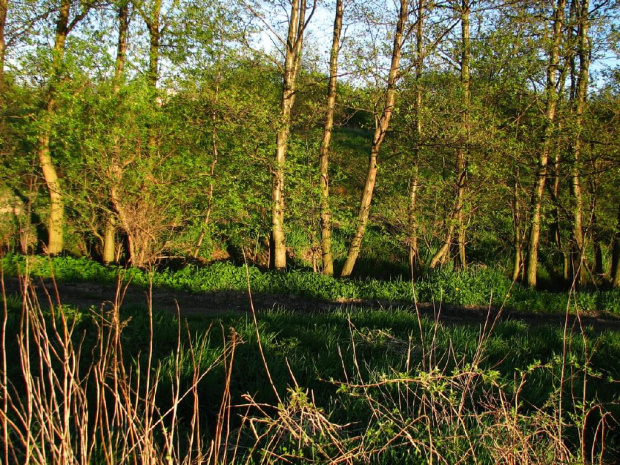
[2, 254, 620, 315]
[2, 256, 620, 463]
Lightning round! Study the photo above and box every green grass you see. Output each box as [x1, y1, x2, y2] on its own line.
[3, 261, 620, 462]
[3, 254, 620, 315]
[7, 297, 620, 462]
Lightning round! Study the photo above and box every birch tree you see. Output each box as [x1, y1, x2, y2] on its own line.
[340, 0, 410, 277]
[318, 0, 344, 276]
[567, 0, 590, 284]
[271, 0, 316, 270]
[37, 0, 92, 255]
[524, 0, 566, 287]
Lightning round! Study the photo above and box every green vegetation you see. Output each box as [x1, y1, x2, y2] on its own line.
[4, 255, 620, 315]
[1, 0, 620, 460]
[1, 0, 619, 286]
[2, 266, 620, 463]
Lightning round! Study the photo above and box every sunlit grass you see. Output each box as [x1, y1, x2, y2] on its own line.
[3, 255, 620, 315]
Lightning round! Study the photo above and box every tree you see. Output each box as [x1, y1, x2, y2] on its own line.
[271, 0, 316, 270]
[317, 0, 344, 276]
[340, 0, 410, 277]
[37, 0, 92, 255]
[136, 0, 162, 156]
[429, 0, 470, 270]
[406, 0, 425, 277]
[567, 0, 590, 284]
[102, 0, 130, 265]
[524, 0, 566, 287]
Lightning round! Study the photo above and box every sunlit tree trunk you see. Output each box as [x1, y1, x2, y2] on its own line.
[524, 0, 566, 287]
[407, 0, 424, 278]
[568, 0, 590, 285]
[103, 0, 130, 265]
[317, 0, 343, 276]
[36, 0, 90, 255]
[408, 164, 420, 272]
[271, 0, 313, 270]
[102, 217, 117, 264]
[340, 0, 409, 277]
[38, 116, 64, 255]
[38, 0, 70, 255]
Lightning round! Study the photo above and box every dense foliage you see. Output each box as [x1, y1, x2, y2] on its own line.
[0, 0, 619, 286]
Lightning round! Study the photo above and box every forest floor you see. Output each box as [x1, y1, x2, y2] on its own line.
[4, 276, 620, 332]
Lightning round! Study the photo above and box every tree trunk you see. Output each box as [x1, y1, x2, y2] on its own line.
[456, 0, 470, 269]
[589, 157, 603, 276]
[113, 1, 129, 94]
[271, 0, 312, 270]
[524, 0, 565, 287]
[408, 164, 420, 273]
[36, 0, 90, 255]
[548, 134, 570, 280]
[407, 0, 424, 278]
[340, 0, 409, 277]
[102, 217, 117, 264]
[38, 118, 65, 255]
[568, 0, 590, 285]
[317, 0, 343, 276]
[103, 0, 130, 265]
[146, 0, 161, 93]
[546, 53, 572, 280]
[429, 0, 470, 270]
[37, 0, 71, 255]
[591, 213, 603, 275]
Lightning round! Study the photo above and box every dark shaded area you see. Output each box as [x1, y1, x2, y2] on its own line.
[4, 276, 620, 332]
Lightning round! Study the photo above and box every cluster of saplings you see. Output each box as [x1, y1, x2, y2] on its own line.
[0, 0, 619, 287]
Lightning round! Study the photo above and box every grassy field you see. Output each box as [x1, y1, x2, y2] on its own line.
[2, 256, 620, 463]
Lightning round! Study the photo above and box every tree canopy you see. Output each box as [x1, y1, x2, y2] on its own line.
[1, 0, 619, 287]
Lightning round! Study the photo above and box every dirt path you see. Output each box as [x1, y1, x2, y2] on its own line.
[4, 277, 620, 331]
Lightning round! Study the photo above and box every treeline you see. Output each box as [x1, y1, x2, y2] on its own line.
[0, 0, 619, 287]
